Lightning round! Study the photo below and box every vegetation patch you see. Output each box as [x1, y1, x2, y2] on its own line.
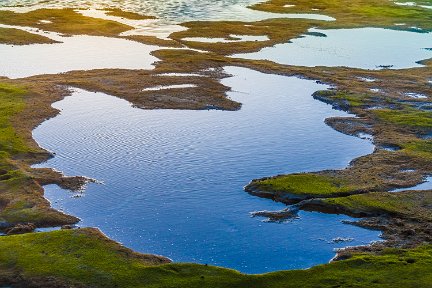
[170, 19, 317, 55]
[0, 9, 133, 36]
[373, 108, 432, 129]
[0, 83, 33, 156]
[250, 0, 432, 31]
[246, 173, 363, 199]
[0, 81, 80, 228]
[401, 140, 432, 159]
[0, 27, 57, 45]
[322, 190, 432, 221]
[0, 229, 431, 287]
[104, 8, 156, 20]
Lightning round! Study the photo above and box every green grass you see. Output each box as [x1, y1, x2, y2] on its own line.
[401, 140, 432, 159]
[0, 82, 75, 226]
[323, 191, 432, 221]
[0, 83, 32, 156]
[313, 90, 373, 109]
[1, 228, 431, 287]
[253, 174, 361, 196]
[373, 108, 432, 129]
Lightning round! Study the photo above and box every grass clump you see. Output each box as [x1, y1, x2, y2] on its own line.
[401, 140, 432, 159]
[1, 228, 432, 287]
[373, 108, 432, 129]
[0, 27, 57, 45]
[253, 174, 361, 197]
[313, 90, 373, 110]
[323, 190, 432, 221]
[0, 9, 132, 37]
[0, 83, 32, 156]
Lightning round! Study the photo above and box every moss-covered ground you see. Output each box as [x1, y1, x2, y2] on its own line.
[0, 82, 81, 229]
[0, 228, 431, 287]
[320, 191, 432, 221]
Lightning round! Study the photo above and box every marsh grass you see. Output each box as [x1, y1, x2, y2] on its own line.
[0, 228, 431, 287]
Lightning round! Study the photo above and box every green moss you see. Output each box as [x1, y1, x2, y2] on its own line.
[373, 108, 432, 129]
[253, 174, 361, 196]
[0, 27, 57, 45]
[323, 190, 432, 221]
[313, 90, 373, 110]
[401, 140, 432, 159]
[0, 82, 74, 226]
[1, 229, 432, 287]
[0, 83, 32, 156]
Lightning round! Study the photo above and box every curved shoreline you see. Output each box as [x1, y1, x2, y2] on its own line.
[0, 1, 430, 286]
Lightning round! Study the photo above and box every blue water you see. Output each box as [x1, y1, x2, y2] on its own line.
[235, 28, 432, 70]
[33, 67, 380, 273]
[391, 176, 432, 192]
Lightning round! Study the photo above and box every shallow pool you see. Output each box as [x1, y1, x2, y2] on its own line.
[0, 33, 158, 79]
[234, 28, 432, 70]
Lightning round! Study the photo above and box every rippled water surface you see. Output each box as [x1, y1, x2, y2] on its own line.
[235, 28, 432, 70]
[0, 0, 334, 22]
[0, 33, 158, 78]
[33, 67, 380, 273]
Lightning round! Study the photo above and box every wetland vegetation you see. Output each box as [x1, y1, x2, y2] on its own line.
[0, 0, 431, 286]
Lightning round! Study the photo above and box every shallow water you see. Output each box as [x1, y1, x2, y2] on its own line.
[391, 176, 432, 192]
[182, 35, 270, 43]
[0, 34, 158, 79]
[234, 28, 432, 70]
[33, 66, 380, 273]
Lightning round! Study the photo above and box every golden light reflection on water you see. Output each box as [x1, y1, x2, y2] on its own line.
[0, 0, 263, 22]
[0, 0, 335, 22]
